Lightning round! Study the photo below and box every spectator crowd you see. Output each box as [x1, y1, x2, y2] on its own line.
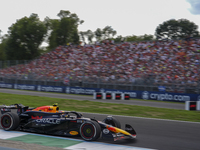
[0, 39, 200, 87]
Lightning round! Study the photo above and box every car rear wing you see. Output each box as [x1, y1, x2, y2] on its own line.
[0, 104, 26, 109]
[0, 104, 30, 114]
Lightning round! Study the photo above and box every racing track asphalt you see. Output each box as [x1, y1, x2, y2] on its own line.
[1, 88, 200, 150]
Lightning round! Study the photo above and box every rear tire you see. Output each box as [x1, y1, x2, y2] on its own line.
[80, 120, 101, 141]
[103, 116, 121, 128]
[0, 112, 20, 131]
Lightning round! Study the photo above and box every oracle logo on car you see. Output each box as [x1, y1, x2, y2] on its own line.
[35, 118, 61, 124]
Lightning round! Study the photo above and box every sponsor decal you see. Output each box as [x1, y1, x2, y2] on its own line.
[104, 90, 137, 98]
[66, 87, 70, 93]
[125, 127, 133, 131]
[103, 129, 110, 134]
[52, 115, 59, 117]
[20, 114, 29, 116]
[31, 116, 43, 119]
[107, 126, 117, 133]
[142, 91, 190, 101]
[190, 105, 196, 108]
[68, 88, 95, 95]
[0, 83, 12, 88]
[37, 86, 63, 92]
[142, 91, 149, 100]
[35, 118, 61, 124]
[158, 86, 166, 91]
[189, 102, 197, 110]
[77, 120, 83, 123]
[1, 108, 10, 112]
[14, 84, 17, 89]
[37, 85, 41, 91]
[69, 131, 79, 135]
[14, 84, 35, 90]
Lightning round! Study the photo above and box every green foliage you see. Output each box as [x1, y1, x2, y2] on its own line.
[113, 35, 124, 43]
[80, 26, 117, 44]
[5, 13, 47, 60]
[85, 30, 94, 44]
[46, 10, 83, 49]
[155, 19, 199, 40]
[0, 38, 7, 60]
[125, 34, 154, 42]
[2, 10, 200, 60]
[71, 29, 80, 45]
[112, 34, 154, 43]
[94, 28, 102, 42]
[102, 26, 117, 40]
[0, 92, 200, 122]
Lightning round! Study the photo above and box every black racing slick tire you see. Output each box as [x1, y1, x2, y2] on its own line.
[103, 116, 121, 128]
[0, 112, 20, 131]
[79, 120, 101, 141]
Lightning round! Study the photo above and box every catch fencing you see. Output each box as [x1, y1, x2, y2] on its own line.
[0, 60, 200, 94]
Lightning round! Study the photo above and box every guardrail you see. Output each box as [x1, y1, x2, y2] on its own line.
[0, 77, 199, 94]
[0, 82, 200, 102]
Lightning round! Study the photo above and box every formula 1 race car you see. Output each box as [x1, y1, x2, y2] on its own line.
[0, 103, 136, 141]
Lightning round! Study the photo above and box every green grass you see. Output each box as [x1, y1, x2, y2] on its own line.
[0, 92, 200, 122]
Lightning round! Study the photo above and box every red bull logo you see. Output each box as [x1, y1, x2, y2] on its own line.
[31, 116, 43, 119]
[107, 126, 117, 133]
[107, 126, 131, 135]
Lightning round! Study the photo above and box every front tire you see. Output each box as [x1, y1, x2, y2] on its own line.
[0, 112, 20, 131]
[80, 120, 101, 141]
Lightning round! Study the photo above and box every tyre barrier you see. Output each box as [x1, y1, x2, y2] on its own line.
[93, 93, 130, 100]
[122, 93, 130, 100]
[114, 93, 121, 100]
[185, 101, 200, 111]
[105, 93, 112, 99]
[93, 92, 103, 99]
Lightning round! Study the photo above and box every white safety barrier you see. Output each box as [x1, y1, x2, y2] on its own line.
[93, 92, 130, 100]
[185, 101, 200, 111]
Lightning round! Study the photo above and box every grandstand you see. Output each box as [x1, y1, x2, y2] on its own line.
[0, 39, 200, 94]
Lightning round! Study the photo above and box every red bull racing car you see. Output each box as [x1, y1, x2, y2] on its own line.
[0, 103, 136, 141]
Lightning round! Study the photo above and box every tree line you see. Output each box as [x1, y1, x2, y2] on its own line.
[0, 10, 199, 61]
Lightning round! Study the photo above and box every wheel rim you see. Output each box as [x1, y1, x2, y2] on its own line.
[1, 115, 12, 129]
[81, 123, 95, 139]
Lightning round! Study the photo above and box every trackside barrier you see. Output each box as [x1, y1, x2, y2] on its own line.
[93, 92, 130, 100]
[122, 93, 130, 100]
[104, 93, 112, 99]
[113, 93, 121, 100]
[93, 93, 112, 99]
[1, 83, 200, 102]
[93, 92, 102, 99]
[185, 101, 200, 111]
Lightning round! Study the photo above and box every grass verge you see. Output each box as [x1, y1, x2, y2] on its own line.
[0, 92, 200, 122]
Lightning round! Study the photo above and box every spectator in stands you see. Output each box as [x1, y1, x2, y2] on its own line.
[0, 39, 200, 88]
